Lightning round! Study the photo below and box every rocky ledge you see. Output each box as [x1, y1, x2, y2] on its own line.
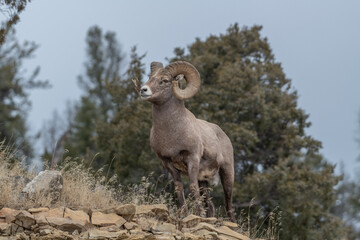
[0, 204, 250, 240]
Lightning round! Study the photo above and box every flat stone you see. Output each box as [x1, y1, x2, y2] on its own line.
[87, 229, 127, 239]
[151, 222, 177, 235]
[15, 211, 36, 229]
[0, 208, 20, 223]
[183, 232, 204, 240]
[14, 219, 22, 226]
[46, 216, 84, 233]
[154, 235, 175, 240]
[217, 226, 249, 240]
[181, 214, 202, 228]
[99, 225, 122, 232]
[181, 227, 192, 234]
[137, 217, 157, 232]
[34, 215, 48, 226]
[191, 223, 249, 240]
[201, 217, 217, 224]
[129, 229, 156, 239]
[218, 234, 239, 240]
[124, 221, 139, 230]
[91, 212, 126, 227]
[33, 207, 64, 218]
[0, 223, 11, 235]
[28, 207, 49, 214]
[114, 204, 136, 221]
[136, 204, 168, 216]
[47, 207, 65, 218]
[11, 223, 24, 235]
[222, 221, 238, 230]
[64, 208, 90, 225]
[39, 227, 53, 236]
[40, 228, 74, 239]
[194, 229, 218, 239]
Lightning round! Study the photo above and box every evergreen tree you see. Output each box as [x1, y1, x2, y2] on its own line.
[330, 111, 360, 239]
[63, 25, 162, 181]
[168, 24, 347, 239]
[332, 175, 360, 239]
[0, 29, 47, 158]
[0, 0, 30, 44]
[64, 26, 123, 167]
[60, 23, 353, 238]
[97, 46, 159, 183]
[170, 24, 321, 179]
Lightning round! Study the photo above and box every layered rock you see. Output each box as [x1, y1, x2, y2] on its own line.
[0, 205, 249, 240]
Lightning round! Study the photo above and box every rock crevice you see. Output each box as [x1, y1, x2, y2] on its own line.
[0, 205, 250, 240]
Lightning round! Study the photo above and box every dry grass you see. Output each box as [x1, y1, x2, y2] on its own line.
[0, 143, 174, 211]
[235, 199, 281, 240]
[0, 142, 280, 239]
[0, 142, 36, 208]
[58, 159, 175, 211]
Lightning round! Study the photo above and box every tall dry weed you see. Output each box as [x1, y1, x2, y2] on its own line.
[1, 142, 281, 239]
[0, 141, 36, 208]
[0, 145, 175, 211]
[236, 198, 281, 240]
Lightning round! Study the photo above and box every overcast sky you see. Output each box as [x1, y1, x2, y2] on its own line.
[14, 0, 360, 178]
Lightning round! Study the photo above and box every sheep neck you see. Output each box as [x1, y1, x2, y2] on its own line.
[152, 96, 187, 129]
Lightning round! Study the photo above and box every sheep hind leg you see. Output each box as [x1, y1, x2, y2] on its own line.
[219, 166, 235, 222]
[199, 180, 215, 217]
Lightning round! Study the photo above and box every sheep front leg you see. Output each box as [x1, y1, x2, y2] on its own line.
[187, 155, 203, 216]
[172, 170, 187, 216]
[162, 159, 188, 216]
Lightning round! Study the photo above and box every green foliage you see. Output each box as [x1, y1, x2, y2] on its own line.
[97, 46, 160, 183]
[64, 26, 161, 182]
[333, 176, 360, 239]
[0, 29, 47, 158]
[62, 24, 354, 238]
[239, 155, 347, 239]
[170, 24, 321, 179]
[64, 26, 123, 167]
[168, 24, 348, 239]
[0, 0, 29, 44]
[330, 112, 360, 239]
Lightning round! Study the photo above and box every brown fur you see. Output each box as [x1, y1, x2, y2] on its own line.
[138, 62, 235, 220]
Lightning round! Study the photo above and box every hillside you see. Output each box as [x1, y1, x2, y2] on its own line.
[0, 204, 251, 240]
[0, 146, 275, 240]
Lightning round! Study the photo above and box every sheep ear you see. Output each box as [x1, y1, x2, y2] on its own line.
[174, 74, 184, 81]
[174, 74, 185, 90]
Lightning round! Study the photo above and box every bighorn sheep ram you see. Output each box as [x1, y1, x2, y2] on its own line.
[132, 61, 235, 220]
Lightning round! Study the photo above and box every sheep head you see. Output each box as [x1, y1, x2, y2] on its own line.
[136, 61, 201, 103]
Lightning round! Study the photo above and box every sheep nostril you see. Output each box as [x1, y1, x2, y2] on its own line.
[140, 87, 148, 94]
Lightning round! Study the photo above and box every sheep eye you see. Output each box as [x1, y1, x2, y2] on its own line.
[160, 79, 169, 85]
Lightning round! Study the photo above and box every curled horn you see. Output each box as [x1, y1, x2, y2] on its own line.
[165, 61, 200, 100]
[150, 62, 164, 75]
